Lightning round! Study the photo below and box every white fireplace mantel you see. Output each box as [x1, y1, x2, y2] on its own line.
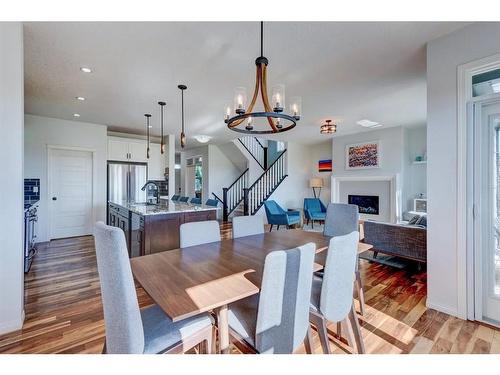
[331, 174, 402, 223]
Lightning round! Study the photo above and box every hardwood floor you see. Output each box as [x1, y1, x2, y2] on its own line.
[1, 222, 499, 354]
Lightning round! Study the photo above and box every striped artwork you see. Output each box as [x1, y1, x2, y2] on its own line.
[318, 159, 332, 172]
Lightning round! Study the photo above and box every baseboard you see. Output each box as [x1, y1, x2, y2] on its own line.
[0, 310, 24, 335]
[426, 301, 463, 319]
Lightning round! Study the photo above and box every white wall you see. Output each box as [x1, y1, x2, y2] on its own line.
[24, 115, 108, 243]
[427, 23, 500, 317]
[0, 22, 25, 335]
[208, 144, 243, 201]
[405, 127, 427, 212]
[308, 140, 332, 203]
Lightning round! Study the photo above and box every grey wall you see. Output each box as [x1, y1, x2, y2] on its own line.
[0, 22, 24, 335]
[427, 22, 500, 317]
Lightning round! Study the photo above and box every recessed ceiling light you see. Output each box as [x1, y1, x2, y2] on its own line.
[80, 67, 92, 73]
[73, 113, 81, 118]
[357, 119, 382, 128]
[76, 96, 86, 101]
[193, 135, 212, 143]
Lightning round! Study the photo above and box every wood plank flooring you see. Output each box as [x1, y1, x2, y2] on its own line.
[0, 222, 498, 354]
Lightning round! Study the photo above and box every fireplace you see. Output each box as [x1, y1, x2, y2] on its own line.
[348, 195, 379, 215]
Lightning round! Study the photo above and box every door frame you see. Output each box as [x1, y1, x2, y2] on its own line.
[47, 145, 97, 240]
[458, 52, 500, 319]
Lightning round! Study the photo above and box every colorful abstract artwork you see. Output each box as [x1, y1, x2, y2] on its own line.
[318, 159, 332, 172]
[346, 141, 379, 169]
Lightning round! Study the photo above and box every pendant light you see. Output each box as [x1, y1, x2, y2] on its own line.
[158, 101, 166, 154]
[178, 84, 187, 148]
[145, 113, 151, 158]
[225, 21, 302, 134]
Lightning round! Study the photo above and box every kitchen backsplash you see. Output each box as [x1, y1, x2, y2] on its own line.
[24, 178, 40, 203]
[148, 179, 168, 196]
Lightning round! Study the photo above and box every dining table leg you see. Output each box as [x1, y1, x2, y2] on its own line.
[216, 304, 230, 354]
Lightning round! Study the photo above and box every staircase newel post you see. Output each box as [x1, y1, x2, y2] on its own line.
[243, 188, 249, 216]
[223, 188, 229, 222]
[264, 147, 268, 169]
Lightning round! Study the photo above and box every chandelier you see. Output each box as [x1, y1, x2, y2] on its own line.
[225, 22, 302, 134]
[320, 119, 337, 134]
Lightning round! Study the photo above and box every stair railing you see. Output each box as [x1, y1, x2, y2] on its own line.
[221, 168, 249, 221]
[238, 137, 267, 170]
[243, 149, 287, 215]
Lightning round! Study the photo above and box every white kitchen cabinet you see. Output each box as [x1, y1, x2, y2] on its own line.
[148, 143, 167, 180]
[107, 137, 148, 163]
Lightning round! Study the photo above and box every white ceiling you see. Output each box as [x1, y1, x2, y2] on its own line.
[24, 22, 468, 149]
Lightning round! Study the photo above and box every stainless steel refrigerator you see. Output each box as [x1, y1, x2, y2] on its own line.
[107, 162, 148, 203]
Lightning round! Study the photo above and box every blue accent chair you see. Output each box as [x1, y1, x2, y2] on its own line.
[263, 200, 301, 232]
[303, 198, 327, 229]
[171, 194, 180, 201]
[190, 197, 202, 205]
[205, 199, 218, 207]
[179, 196, 189, 203]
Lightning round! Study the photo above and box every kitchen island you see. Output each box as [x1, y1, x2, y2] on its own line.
[107, 200, 218, 257]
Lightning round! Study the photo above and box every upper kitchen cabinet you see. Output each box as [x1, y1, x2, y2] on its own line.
[108, 136, 148, 163]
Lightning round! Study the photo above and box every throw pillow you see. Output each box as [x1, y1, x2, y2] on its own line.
[408, 215, 420, 225]
[416, 215, 427, 228]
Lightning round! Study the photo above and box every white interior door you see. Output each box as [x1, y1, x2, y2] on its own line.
[474, 100, 500, 326]
[49, 148, 93, 239]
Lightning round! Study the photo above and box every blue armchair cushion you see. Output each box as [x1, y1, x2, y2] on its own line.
[264, 201, 301, 226]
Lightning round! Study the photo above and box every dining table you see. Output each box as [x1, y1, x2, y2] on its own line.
[130, 228, 372, 354]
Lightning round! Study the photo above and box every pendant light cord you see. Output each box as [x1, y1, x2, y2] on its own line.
[260, 21, 263, 57]
[181, 90, 184, 133]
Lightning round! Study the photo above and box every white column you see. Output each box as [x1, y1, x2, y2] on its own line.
[0, 22, 25, 334]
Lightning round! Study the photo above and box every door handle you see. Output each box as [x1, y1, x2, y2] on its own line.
[52, 197, 57, 201]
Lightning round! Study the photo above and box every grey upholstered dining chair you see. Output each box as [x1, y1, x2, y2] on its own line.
[322, 203, 365, 315]
[232, 215, 265, 239]
[309, 232, 366, 354]
[227, 242, 317, 354]
[94, 222, 214, 354]
[179, 220, 221, 248]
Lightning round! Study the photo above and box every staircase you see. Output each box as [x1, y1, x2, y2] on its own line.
[215, 137, 287, 221]
[243, 149, 287, 215]
[238, 137, 267, 170]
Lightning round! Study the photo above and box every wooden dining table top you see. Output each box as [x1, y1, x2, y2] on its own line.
[130, 229, 372, 323]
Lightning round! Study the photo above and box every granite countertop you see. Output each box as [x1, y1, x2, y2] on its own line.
[109, 200, 219, 216]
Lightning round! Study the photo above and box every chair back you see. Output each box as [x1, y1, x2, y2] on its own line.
[171, 195, 180, 201]
[255, 242, 316, 354]
[179, 196, 189, 202]
[179, 220, 221, 248]
[232, 215, 264, 238]
[263, 200, 285, 216]
[304, 198, 323, 213]
[205, 199, 219, 207]
[320, 232, 359, 322]
[94, 222, 144, 354]
[323, 203, 359, 237]
[190, 197, 202, 204]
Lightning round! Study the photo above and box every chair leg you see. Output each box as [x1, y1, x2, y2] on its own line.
[303, 325, 314, 354]
[101, 341, 106, 354]
[277, 225, 280, 231]
[310, 311, 331, 354]
[311, 220, 314, 229]
[269, 224, 273, 232]
[348, 304, 366, 354]
[341, 317, 356, 352]
[355, 271, 366, 316]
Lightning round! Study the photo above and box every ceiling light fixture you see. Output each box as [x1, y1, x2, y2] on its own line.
[357, 119, 382, 128]
[80, 67, 92, 73]
[158, 101, 166, 154]
[178, 84, 187, 148]
[76, 96, 85, 101]
[144, 114, 151, 159]
[320, 119, 337, 134]
[73, 113, 80, 118]
[225, 21, 301, 134]
[193, 135, 211, 144]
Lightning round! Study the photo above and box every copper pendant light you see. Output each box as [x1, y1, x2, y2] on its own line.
[158, 101, 166, 154]
[144, 113, 152, 158]
[178, 84, 187, 148]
